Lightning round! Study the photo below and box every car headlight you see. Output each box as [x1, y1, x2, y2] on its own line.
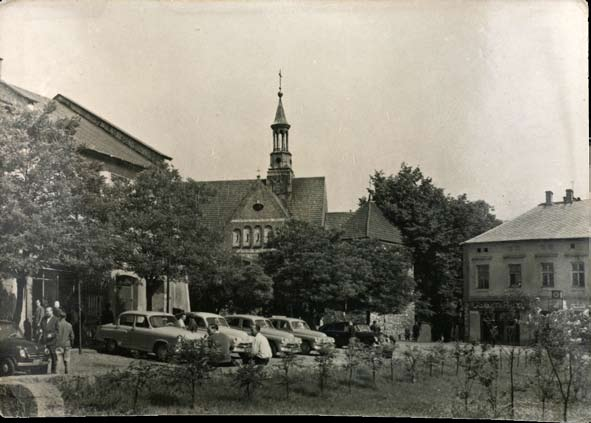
[18, 348, 27, 359]
[232, 337, 239, 346]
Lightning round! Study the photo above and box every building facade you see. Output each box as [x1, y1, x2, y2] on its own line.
[463, 190, 591, 345]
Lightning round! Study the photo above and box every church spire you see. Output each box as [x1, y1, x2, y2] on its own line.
[268, 70, 294, 200]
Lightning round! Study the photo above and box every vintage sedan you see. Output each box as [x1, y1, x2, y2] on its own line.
[95, 311, 205, 361]
[318, 321, 379, 348]
[0, 320, 48, 376]
[226, 314, 301, 357]
[184, 312, 253, 357]
[269, 316, 335, 355]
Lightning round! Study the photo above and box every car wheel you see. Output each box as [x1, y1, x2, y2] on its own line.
[0, 358, 15, 377]
[155, 343, 169, 362]
[270, 342, 278, 358]
[105, 339, 118, 355]
[300, 341, 311, 355]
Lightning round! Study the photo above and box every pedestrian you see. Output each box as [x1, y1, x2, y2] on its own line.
[40, 306, 60, 374]
[53, 300, 61, 314]
[176, 313, 187, 329]
[56, 309, 74, 374]
[101, 303, 113, 325]
[33, 299, 44, 342]
[207, 324, 232, 366]
[370, 320, 380, 334]
[250, 324, 272, 365]
[490, 324, 498, 348]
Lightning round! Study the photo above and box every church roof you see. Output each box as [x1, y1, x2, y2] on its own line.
[198, 177, 327, 231]
[464, 199, 591, 244]
[339, 202, 403, 245]
[324, 212, 354, 231]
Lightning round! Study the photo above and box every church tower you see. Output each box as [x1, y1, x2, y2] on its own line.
[267, 71, 294, 200]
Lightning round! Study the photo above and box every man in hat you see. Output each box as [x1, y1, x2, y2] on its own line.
[55, 309, 74, 374]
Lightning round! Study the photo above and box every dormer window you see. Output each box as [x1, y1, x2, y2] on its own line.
[263, 226, 273, 246]
[253, 226, 262, 248]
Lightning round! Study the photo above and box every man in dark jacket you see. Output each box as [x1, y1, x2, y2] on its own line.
[40, 306, 60, 374]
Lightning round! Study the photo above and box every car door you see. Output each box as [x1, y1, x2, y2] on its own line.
[129, 314, 152, 352]
[194, 316, 208, 336]
[117, 314, 136, 349]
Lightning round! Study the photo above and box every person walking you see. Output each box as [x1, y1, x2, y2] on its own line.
[250, 324, 272, 365]
[56, 310, 74, 374]
[40, 306, 60, 374]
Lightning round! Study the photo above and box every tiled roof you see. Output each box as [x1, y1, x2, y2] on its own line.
[51, 100, 156, 169]
[324, 212, 354, 231]
[340, 202, 403, 244]
[2, 82, 48, 104]
[464, 199, 591, 244]
[197, 177, 327, 231]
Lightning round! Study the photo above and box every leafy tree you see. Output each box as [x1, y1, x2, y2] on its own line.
[261, 220, 415, 325]
[235, 360, 267, 400]
[106, 163, 215, 310]
[189, 249, 273, 314]
[370, 164, 501, 340]
[0, 102, 115, 326]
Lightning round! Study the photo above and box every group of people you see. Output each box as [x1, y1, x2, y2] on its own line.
[34, 301, 75, 374]
[204, 323, 272, 366]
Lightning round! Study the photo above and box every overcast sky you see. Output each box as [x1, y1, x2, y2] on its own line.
[0, 0, 587, 220]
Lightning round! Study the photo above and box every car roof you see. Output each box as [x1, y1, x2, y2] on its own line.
[270, 316, 304, 322]
[188, 312, 225, 318]
[225, 314, 270, 320]
[120, 311, 174, 317]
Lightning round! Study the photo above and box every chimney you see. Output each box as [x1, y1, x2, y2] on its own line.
[545, 191, 553, 206]
[565, 189, 574, 204]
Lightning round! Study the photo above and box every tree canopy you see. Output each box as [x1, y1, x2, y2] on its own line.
[0, 102, 114, 324]
[260, 220, 415, 326]
[369, 164, 501, 340]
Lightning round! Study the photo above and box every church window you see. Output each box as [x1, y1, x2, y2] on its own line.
[232, 229, 241, 248]
[243, 227, 252, 248]
[253, 226, 262, 247]
[263, 226, 273, 246]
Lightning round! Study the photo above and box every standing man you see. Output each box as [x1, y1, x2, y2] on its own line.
[206, 324, 231, 366]
[56, 310, 74, 374]
[33, 299, 44, 343]
[250, 325, 272, 365]
[40, 306, 60, 374]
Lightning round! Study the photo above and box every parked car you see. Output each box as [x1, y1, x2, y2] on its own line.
[183, 312, 254, 358]
[0, 320, 48, 376]
[318, 321, 378, 348]
[95, 311, 205, 361]
[225, 314, 301, 357]
[269, 316, 335, 355]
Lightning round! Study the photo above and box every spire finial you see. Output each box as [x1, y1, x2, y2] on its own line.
[278, 69, 283, 97]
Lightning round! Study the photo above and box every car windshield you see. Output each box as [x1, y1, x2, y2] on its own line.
[255, 319, 272, 328]
[206, 317, 229, 327]
[149, 315, 178, 328]
[355, 324, 371, 332]
[292, 320, 310, 330]
[0, 321, 19, 340]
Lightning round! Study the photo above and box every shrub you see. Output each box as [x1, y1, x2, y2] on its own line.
[277, 351, 299, 399]
[314, 345, 336, 394]
[343, 340, 364, 392]
[402, 346, 422, 383]
[235, 360, 267, 400]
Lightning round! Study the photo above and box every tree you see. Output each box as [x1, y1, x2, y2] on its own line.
[107, 163, 215, 310]
[0, 102, 115, 326]
[261, 220, 415, 325]
[370, 164, 501, 340]
[188, 249, 273, 314]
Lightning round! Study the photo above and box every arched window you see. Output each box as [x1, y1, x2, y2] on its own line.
[243, 226, 252, 248]
[263, 226, 273, 246]
[253, 226, 262, 248]
[232, 229, 241, 248]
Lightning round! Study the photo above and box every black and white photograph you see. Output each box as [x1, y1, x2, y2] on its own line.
[0, 0, 588, 419]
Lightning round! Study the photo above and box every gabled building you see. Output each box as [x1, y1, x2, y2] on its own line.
[0, 62, 186, 329]
[463, 189, 591, 345]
